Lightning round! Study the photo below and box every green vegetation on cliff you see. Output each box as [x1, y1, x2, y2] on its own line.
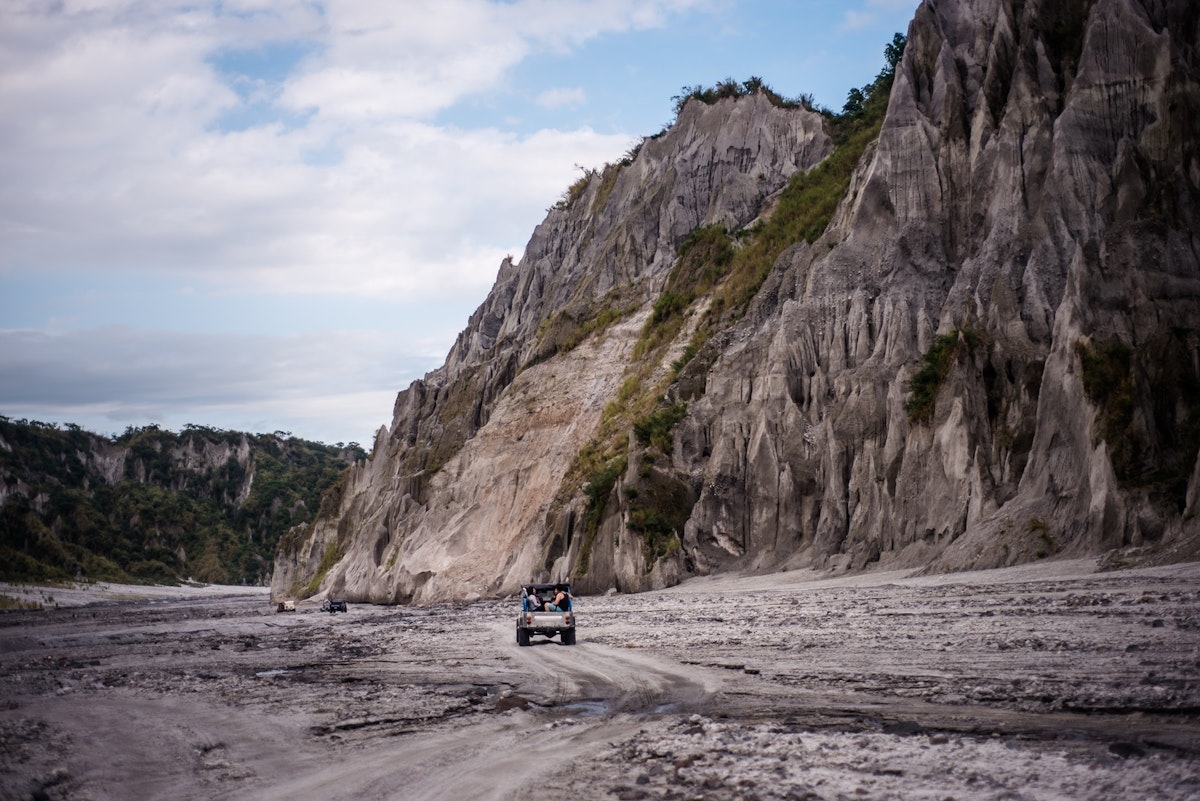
[905, 327, 983, 424]
[0, 418, 364, 586]
[565, 35, 907, 577]
[1076, 331, 1200, 503]
[669, 34, 906, 374]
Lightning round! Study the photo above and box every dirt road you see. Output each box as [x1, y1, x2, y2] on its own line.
[2, 558, 1199, 800]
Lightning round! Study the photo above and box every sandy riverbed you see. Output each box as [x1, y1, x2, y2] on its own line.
[2, 558, 1198, 800]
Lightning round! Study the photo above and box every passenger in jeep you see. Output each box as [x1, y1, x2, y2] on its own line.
[524, 589, 543, 612]
[547, 587, 571, 612]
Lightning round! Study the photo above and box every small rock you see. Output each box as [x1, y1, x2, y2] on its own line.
[494, 694, 530, 711]
[1109, 741, 1146, 759]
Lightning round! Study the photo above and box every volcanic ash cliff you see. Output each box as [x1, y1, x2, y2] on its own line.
[274, 0, 1200, 604]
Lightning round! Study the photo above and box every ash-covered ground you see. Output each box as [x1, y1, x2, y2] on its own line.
[2, 558, 1199, 800]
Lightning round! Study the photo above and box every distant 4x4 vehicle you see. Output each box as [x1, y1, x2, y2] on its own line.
[322, 599, 348, 613]
[516, 583, 575, 646]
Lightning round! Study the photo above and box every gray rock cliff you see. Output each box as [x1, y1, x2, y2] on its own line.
[273, 0, 1200, 604]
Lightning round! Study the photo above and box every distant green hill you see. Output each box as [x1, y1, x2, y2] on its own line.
[0, 417, 365, 586]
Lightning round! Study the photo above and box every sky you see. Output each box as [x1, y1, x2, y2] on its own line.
[0, 0, 920, 447]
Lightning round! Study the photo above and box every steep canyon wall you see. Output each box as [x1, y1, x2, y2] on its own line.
[274, 0, 1200, 604]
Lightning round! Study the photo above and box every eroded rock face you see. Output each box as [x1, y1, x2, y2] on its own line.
[274, 0, 1200, 604]
[273, 94, 833, 603]
[678, 0, 1200, 577]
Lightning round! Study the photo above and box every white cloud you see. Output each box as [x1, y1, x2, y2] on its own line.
[0, 0, 691, 305]
[840, 10, 877, 31]
[0, 326, 436, 443]
[0, 0, 718, 440]
[840, 0, 915, 32]
[536, 87, 587, 108]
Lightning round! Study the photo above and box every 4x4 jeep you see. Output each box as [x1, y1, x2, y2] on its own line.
[322, 599, 348, 613]
[516, 583, 576, 645]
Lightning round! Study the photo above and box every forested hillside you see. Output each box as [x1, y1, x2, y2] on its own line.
[0, 417, 364, 585]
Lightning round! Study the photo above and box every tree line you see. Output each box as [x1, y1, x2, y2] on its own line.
[0, 417, 365, 586]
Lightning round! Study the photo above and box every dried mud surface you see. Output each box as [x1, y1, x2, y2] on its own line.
[2, 559, 1199, 800]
